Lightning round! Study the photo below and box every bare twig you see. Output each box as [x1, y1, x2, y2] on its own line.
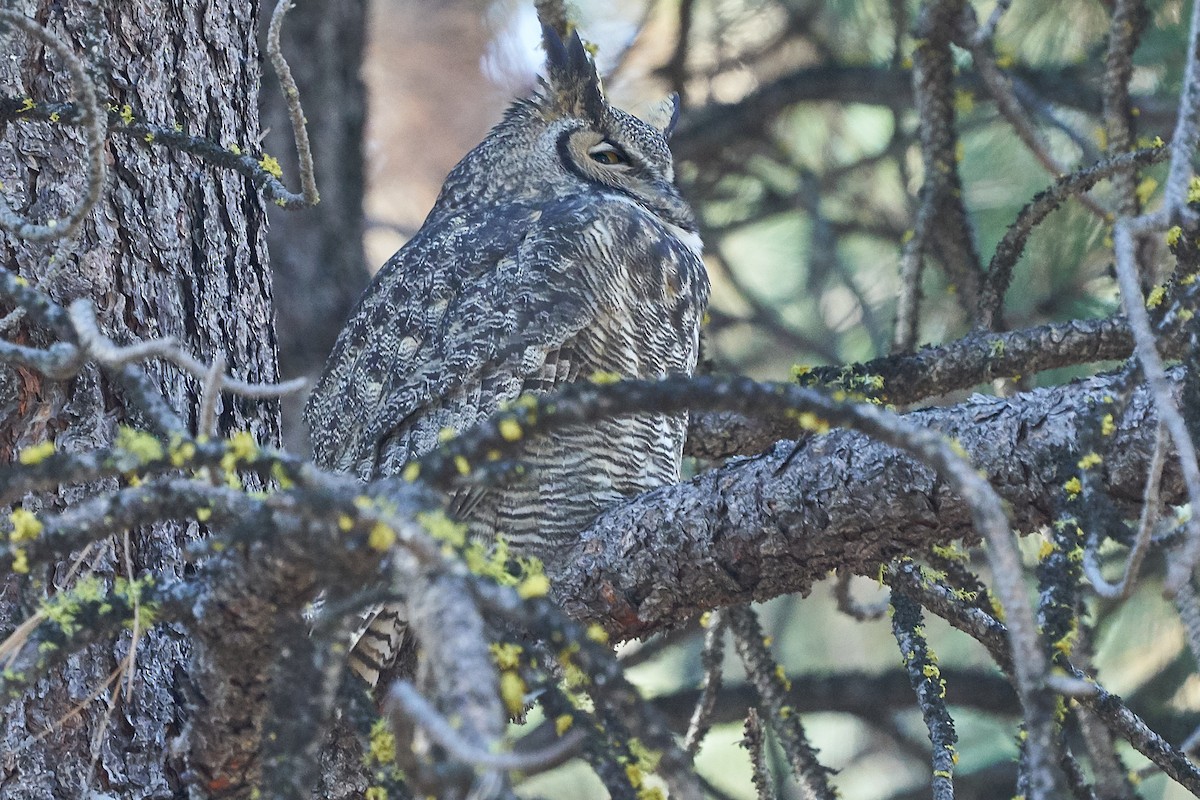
[727, 604, 836, 799]
[890, 561, 1200, 793]
[265, 0, 319, 207]
[741, 709, 778, 800]
[1078, 0, 1200, 592]
[971, 0, 1011, 46]
[978, 146, 1168, 329]
[197, 351, 228, 440]
[1083, 420, 1165, 598]
[894, 207, 930, 352]
[1162, 0, 1200, 224]
[895, 0, 983, 353]
[833, 571, 889, 621]
[0, 307, 26, 334]
[685, 610, 727, 756]
[1113, 223, 1200, 593]
[66, 299, 306, 399]
[1045, 675, 1099, 698]
[961, 8, 1109, 223]
[386, 681, 585, 773]
[1102, 0, 1148, 223]
[890, 590, 956, 800]
[1173, 578, 1200, 670]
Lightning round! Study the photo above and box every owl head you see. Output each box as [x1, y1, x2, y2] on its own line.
[430, 25, 696, 237]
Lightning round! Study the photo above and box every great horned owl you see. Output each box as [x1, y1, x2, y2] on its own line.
[305, 26, 709, 685]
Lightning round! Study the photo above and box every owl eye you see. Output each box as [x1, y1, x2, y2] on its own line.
[587, 141, 628, 166]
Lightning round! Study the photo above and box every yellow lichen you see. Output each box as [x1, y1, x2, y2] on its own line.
[791, 364, 813, 380]
[1053, 620, 1078, 656]
[1145, 285, 1166, 308]
[1077, 452, 1102, 469]
[489, 642, 523, 670]
[9, 509, 42, 542]
[367, 718, 396, 766]
[931, 542, 966, 561]
[628, 738, 662, 772]
[1063, 477, 1082, 499]
[499, 670, 526, 716]
[517, 573, 550, 599]
[270, 461, 295, 490]
[226, 430, 258, 463]
[368, 522, 396, 551]
[168, 439, 196, 468]
[116, 426, 164, 463]
[1136, 177, 1158, 205]
[17, 441, 55, 465]
[498, 418, 523, 442]
[41, 576, 105, 636]
[794, 411, 830, 434]
[258, 153, 283, 179]
[416, 510, 466, 547]
[555, 714, 574, 735]
[464, 540, 512, 583]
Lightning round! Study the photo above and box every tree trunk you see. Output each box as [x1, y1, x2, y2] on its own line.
[0, 1, 279, 796]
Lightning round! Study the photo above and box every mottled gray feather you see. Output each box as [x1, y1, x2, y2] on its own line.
[304, 26, 708, 686]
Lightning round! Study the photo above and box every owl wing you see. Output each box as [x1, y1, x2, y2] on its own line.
[305, 195, 611, 479]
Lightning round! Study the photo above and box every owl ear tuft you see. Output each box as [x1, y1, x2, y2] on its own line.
[540, 24, 606, 124]
[644, 93, 682, 140]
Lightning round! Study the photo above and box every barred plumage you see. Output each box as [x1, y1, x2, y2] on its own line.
[305, 25, 708, 686]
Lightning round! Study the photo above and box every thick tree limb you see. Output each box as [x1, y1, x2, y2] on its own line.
[560, 368, 1178, 639]
[686, 313, 1180, 460]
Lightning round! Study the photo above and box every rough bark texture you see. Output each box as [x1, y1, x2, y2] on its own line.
[260, 0, 370, 452]
[561, 369, 1175, 638]
[0, 1, 279, 796]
